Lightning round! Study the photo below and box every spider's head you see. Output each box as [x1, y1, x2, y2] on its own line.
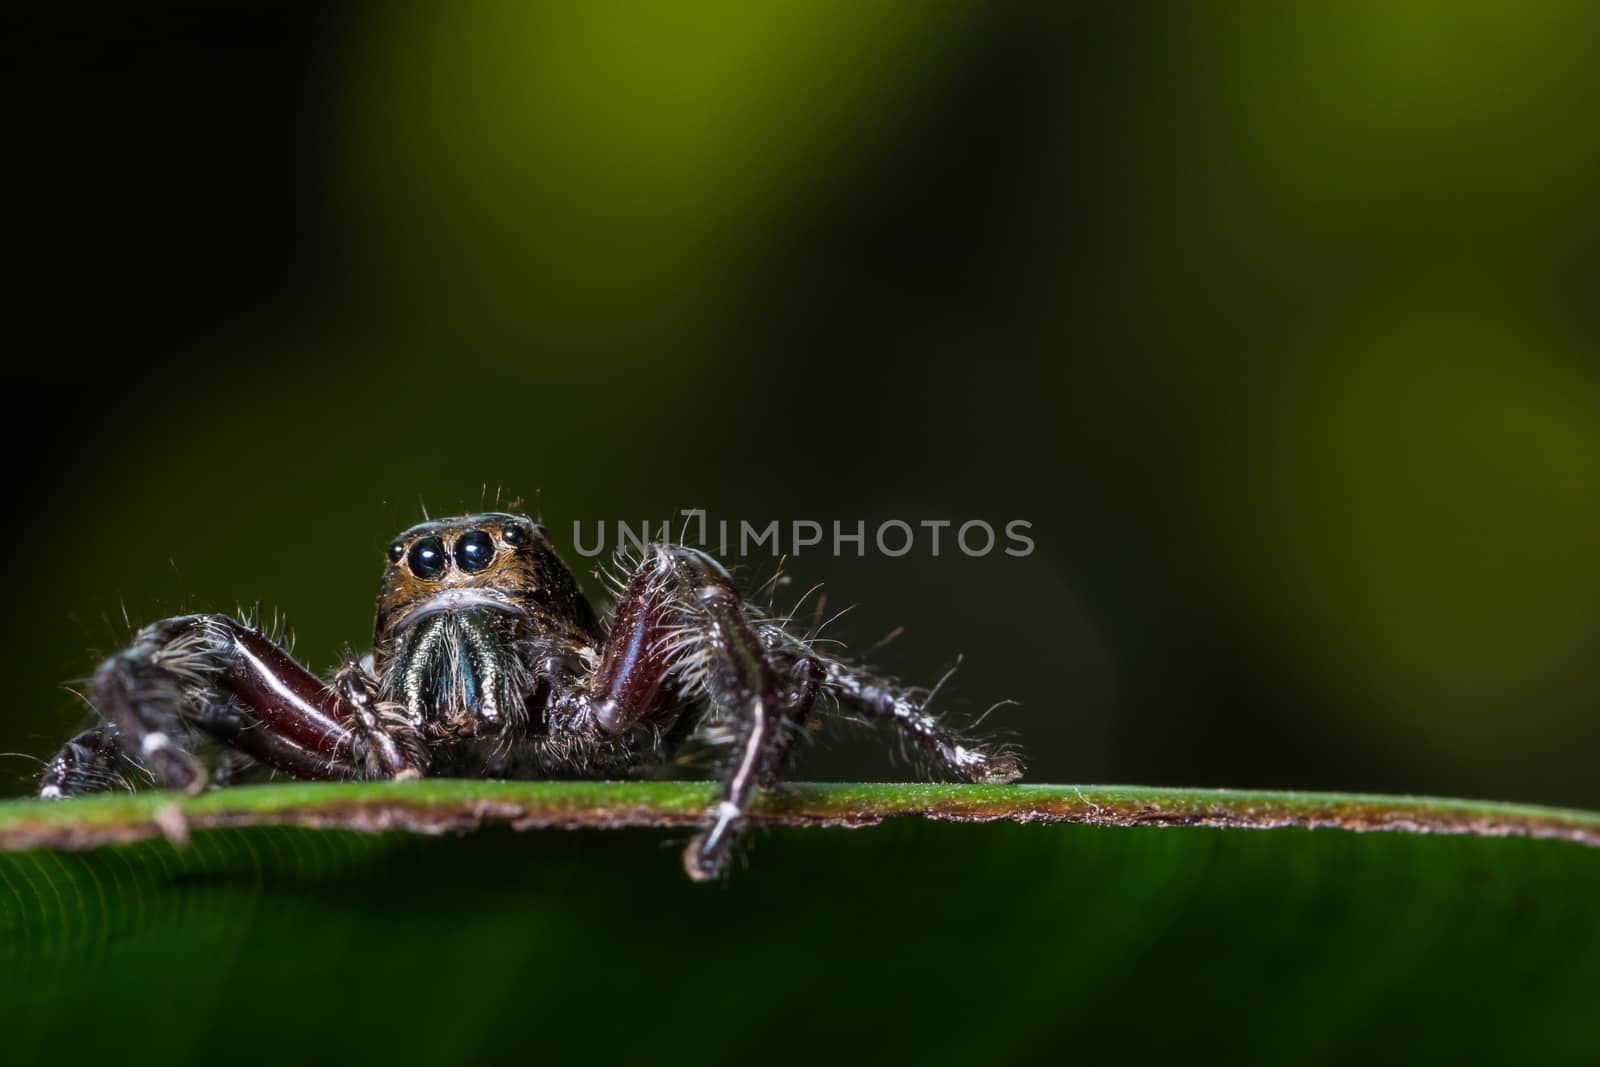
[372, 512, 594, 737]
[376, 513, 543, 639]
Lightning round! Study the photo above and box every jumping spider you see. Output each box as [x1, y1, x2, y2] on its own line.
[41, 513, 1022, 879]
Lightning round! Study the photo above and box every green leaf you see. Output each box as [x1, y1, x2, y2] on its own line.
[2, 782, 1597, 1063]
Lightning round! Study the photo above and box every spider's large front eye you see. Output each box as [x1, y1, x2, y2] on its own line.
[454, 529, 495, 573]
[407, 536, 447, 580]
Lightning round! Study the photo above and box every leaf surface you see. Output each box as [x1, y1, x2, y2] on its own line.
[2, 782, 1596, 1063]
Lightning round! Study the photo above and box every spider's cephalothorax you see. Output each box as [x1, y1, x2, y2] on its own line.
[39, 512, 1022, 879]
[373, 515, 598, 745]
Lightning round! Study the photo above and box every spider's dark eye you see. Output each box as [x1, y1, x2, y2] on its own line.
[502, 523, 528, 547]
[454, 529, 495, 573]
[387, 541, 405, 563]
[407, 536, 446, 580]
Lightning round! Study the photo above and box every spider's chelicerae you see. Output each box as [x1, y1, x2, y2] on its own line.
[40, 513, 1022, 879]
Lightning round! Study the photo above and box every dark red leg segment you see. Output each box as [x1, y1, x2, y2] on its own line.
[43, 614, 420, 797]
[574, 545, 820, 880]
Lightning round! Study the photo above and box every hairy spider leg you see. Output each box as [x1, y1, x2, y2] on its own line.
[40, 614, 420, 798]
[38, 727, 143, 798]
[581, 545, 822, 881]
[820, 660, 1023, 784]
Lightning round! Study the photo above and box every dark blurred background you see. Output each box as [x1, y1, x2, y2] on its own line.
[6, 2, 1598, 807]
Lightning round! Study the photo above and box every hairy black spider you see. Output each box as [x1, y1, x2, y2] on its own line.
[40, 513, 1022, 879]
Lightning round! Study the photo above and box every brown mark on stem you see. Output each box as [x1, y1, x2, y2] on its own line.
[0, 783, 1596, 852]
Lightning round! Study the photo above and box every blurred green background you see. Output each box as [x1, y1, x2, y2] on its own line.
[8, 1, 1599, 808]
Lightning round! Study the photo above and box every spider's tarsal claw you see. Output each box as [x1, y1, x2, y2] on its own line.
[945, 742, 1023, 784]
[682, 838, 715, 882]
[684, 800, 742, 881]
[978, 752, 1024, 785]
[682, 832, 728, 882]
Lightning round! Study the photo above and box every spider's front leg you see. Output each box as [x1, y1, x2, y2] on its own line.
[41, 614, 422, 798]
[38, 727, 142, 798]
[575, 546, 819, 881]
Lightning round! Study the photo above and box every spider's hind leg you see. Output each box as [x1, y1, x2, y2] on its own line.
[819, 659, 1023, 785]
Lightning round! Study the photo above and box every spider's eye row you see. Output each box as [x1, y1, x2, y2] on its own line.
[454, 529, 496, 573]
[387, 541, 405, 563]
[502, 523, 528, 547]
[407, 536, 447, 580]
